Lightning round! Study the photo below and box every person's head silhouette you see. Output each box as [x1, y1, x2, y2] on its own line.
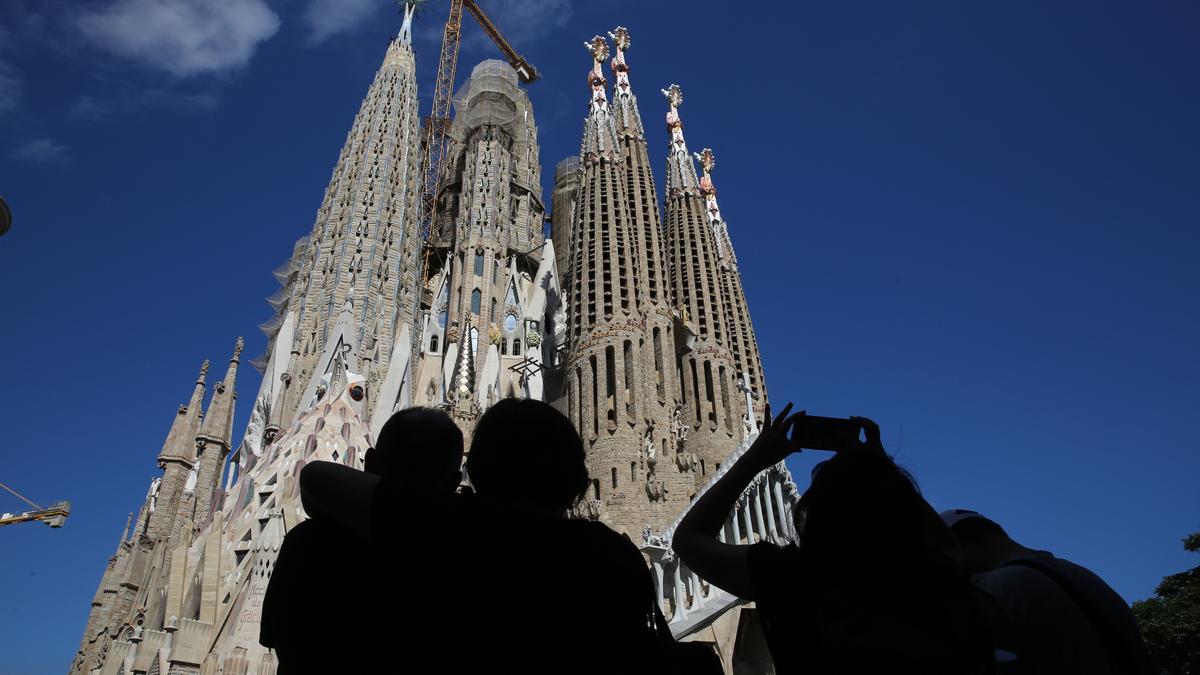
[465, 398, 589, 515]
[799, 451, 952, 569]
[365, 407, 463, 492]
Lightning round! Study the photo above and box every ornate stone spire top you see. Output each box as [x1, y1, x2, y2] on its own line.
[197, 359, 210, 383]
[663, 84, 699, 194]
[696, 148, 720, 214]
[580, 35, 620, 164]
[398, 1, 417, 46]
[696, 148, 735, 264]
[607, 26, 647, 139]
[609, 26, 632, 95]
[585, 36, 610, 113]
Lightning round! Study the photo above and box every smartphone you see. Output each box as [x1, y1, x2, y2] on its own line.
[789, 415, 861, 452]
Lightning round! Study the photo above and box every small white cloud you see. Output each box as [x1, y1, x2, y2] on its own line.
[463, 0, 573, 50]
[0, 60, 20, 116]
[12, 138, 68, 163]
[303, 0, 385, 46]
[74, 0, 281, 77]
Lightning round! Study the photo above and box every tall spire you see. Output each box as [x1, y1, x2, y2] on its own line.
[663, 84, 699, 195]
[274, 12, 424, 430]
[695, 148, 768, 411]
[192, 338, 242, 522]
[157, 360, 209, 465]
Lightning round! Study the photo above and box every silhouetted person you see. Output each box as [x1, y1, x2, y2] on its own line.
[300, 399, 676, 674]
[673, 404, 993, 674]
[455, 398, 671, 673]
[261, 407, 463, 674]
[942, 509, 1151, 674]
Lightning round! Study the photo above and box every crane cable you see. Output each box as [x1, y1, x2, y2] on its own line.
[0, 481, 44, 511]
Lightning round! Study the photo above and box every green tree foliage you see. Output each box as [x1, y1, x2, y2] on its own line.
[1133, 531, 1200, 674]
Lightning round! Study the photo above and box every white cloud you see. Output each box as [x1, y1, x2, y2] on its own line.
[12, 138, 68, 163]
[463, 0, 574, 50]
[303, 0, 384, 46]
[0, 59, 20, 116]
[74, 0, 281, 77]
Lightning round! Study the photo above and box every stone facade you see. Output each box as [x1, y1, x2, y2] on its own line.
[71, 14, 775, 675]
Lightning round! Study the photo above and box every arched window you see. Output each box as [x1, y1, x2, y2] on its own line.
[429, 334, 439, 352]
[489, 298, 497, 324]
[501, 340, 508, 356]
[592, 478, 601, 500]
[471, 289, 481, 315]
[631, 462, 637, 482]
[513, 338, 521, 354]
[611, 467, 618, 489]
[474, 252, 484, 276]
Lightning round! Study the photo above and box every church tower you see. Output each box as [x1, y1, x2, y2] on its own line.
[413, 59, 551, 438]
[662, 85, 745, 478]
[263, 4, 424, 435]
[564, 37, 696, 533]
[697, 148, 768, 418]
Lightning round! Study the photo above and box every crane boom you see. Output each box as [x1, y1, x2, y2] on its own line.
[0, 481, 70, 528]
[463, 0, 540, 84]
[418, 0, 540, 285]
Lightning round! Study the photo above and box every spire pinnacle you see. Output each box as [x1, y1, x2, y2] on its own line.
[608, 26, 632, 96]
[584, 36, 610, 114]
[398, 1, 417, 46]
[663, 84, 699, 194]
[696, 147, 735, 264]
[198, 337, 243, 449]
[158, 360, 210, 464]
[580, 36, 620, 164]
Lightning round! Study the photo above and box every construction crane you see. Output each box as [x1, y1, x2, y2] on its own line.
[417, 0, 541, 283]
[0, 481, 70, 528]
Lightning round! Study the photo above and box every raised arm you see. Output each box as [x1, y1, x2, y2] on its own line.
[299, 460, 380, 539]
[672, 404, 804, 600]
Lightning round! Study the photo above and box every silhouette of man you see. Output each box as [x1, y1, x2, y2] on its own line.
[260, 407, 462, 674]
[942, 509, 1151, 674]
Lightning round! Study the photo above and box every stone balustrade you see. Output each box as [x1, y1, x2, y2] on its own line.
[641, 431, 801, 638]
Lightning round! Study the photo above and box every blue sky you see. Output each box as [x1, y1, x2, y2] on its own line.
[1, 0, 1197, 672]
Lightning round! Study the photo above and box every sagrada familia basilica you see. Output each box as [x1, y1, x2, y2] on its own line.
[71, 7, 798, 674]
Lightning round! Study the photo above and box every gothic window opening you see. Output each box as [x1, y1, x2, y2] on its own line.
[704, 361, 717, 425]
[631, 462, 637, 482]
[592, 478, 601, 500]
[471, 289, 482, 316]
[605, 346, 617, 431]
[513, 338, 521, 354]
[474, 252, 484, 276]
[653, 327, 666, 401]
[590, 356, 599, 437]
[623, 340, 636, 421]
[720, 366, 732, 432]
[611, 467, 618, 490]
[429, 334, 439, 353]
